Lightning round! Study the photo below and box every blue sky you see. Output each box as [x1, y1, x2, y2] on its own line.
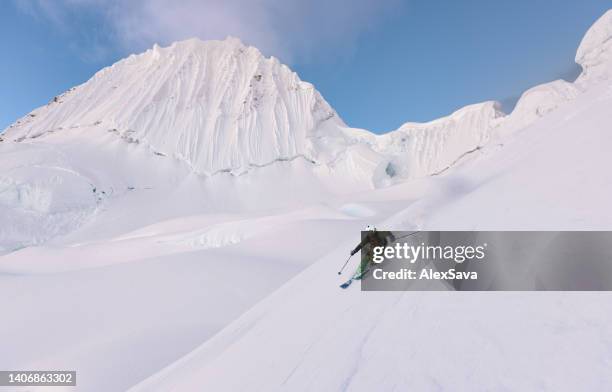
[1, 1, 610, 133]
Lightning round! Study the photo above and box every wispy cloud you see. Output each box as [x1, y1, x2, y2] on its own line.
[14, 0, 400, 64]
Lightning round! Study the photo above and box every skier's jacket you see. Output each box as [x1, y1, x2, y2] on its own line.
[350, 230, 394, 256]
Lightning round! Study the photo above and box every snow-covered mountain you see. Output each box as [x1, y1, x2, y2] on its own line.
[6, 19, 605, 192]
[1, 8, 612, 392]
[4, 37, 348, 176]
[5, 26, 594, 185]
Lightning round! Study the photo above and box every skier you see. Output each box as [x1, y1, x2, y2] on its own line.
[349, 225, 395, 280]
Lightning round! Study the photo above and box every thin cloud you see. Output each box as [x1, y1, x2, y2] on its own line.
[14, 0, 401, 64]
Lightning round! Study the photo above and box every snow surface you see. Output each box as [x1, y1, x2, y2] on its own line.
[576, 10, 612, 81]
[376, 101, 504, 179]
[2, 9, 612, 392]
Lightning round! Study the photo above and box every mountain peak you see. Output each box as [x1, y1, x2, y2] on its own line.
[4, 37, 343, 176]
[167, 36, 247, 51]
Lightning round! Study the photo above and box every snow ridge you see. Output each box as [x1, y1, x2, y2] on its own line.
[376, 101, 505, 179]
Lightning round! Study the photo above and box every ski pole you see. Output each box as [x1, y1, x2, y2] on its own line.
[391, 230, 421, 243]
[337, 254, 352, 275]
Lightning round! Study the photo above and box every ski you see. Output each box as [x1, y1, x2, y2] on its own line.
[339, 268, 371, 289]
[340, 279, 353, 289]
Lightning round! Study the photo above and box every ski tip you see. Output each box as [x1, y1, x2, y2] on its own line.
[340, 280, 352, 289]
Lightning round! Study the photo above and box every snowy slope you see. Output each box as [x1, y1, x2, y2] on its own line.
[128, 11, 612, 392]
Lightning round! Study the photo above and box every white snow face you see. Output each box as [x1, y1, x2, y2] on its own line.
[3, 38, 344, 176]
[375, 101, 505, 179]
[576, 10, 612, 81]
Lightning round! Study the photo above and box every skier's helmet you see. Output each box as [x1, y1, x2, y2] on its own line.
[365, 225, 376, 232]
